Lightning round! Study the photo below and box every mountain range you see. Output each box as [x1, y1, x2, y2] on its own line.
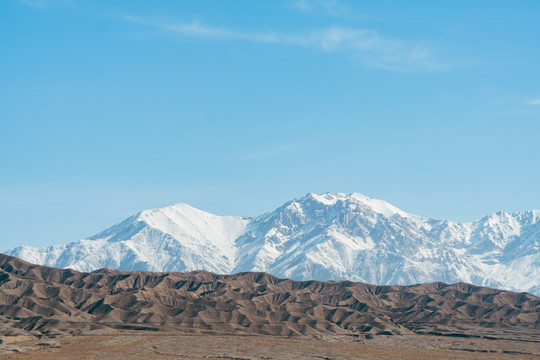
[6, 192, 540, 295]
[0, 253, 538, 341]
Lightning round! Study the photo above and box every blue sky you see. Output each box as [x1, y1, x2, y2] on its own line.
[1, 0, 539, 249]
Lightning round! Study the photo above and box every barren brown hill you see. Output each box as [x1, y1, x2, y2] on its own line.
[0, 253, 538, 342]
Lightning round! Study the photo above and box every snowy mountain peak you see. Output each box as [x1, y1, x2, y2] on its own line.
[302, 192, 410, 218]
[137, 202, 210, 222]
[5, 193, 540, 296]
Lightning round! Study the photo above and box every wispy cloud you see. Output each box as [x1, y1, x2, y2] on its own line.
[527, 98, 540, 106]
[123, 15, 446, 72]
[123, 15, 283, 43]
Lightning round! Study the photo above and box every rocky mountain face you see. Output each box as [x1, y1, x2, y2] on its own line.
[0, 253, 538, 340]
[6, 193, 540, 295]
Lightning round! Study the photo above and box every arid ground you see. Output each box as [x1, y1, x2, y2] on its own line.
[1, 330, 540, 359]
[0, 253, 539, 359]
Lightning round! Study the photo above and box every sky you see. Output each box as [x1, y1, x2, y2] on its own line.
[1, 0, 539, 250]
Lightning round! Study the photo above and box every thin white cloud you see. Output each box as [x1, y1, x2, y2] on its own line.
[123, 15, 446, 72]
[527, 98, 540, 106]
[123, 15, 282, 43]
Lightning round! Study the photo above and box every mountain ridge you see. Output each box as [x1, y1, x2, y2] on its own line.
[0, 253, 538, 341]
[6, 192, 540, 295]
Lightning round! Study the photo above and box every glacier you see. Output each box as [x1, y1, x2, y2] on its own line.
[6, 192, 540, 296]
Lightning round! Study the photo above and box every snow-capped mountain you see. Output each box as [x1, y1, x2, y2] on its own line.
[6, 193, 540, 295]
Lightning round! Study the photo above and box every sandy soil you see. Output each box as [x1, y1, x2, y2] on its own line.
[1, 331, 539, 360]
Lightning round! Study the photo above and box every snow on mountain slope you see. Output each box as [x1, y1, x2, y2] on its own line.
[5, 193, 540, 296]
[9, 203, 249, 274]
